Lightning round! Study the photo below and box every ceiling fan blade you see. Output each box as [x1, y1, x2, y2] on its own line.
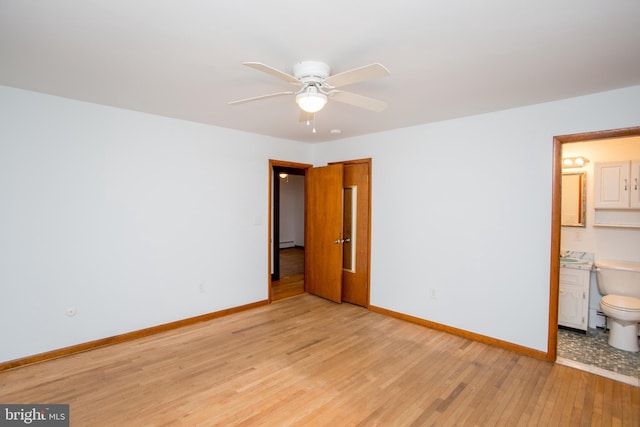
[329, 90, 388, 112]
[299, 110, 315, 123]
[228, 91, 294, 105]
[323, 63, 390, 88]
[243, 62, 301, 85]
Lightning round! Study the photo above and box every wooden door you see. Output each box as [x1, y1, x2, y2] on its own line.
[341, 163, 370, 307]
[305, 164, 344, 303]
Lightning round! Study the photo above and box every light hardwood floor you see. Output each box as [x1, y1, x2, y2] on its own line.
[272, 247, 305, 301]
[271, 273, 305, 301]
[1, 294, 638, 426]
[278, 247, 304, 278]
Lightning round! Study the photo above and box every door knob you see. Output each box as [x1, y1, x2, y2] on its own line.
[334, 238, 351, 244]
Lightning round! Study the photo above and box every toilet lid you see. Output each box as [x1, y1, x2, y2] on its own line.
[601, 295, 640, 311]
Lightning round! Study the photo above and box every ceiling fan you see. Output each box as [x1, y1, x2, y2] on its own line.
[228, 61, 390, 121]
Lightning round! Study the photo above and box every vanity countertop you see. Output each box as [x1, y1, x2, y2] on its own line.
[560, 251, 594, 270]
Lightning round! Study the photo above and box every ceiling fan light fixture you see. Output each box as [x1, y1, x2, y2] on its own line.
[296, 88, 327, 113]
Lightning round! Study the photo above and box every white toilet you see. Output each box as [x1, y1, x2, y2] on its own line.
[595, 259, 640, 352]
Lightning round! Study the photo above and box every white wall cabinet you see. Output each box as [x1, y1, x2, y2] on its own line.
[559, 267, 590, 331]
[594, 160, 640, 209]
[632, 160, 640, 208]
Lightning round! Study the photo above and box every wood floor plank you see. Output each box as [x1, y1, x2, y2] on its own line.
[551, 363, 579, 427]
[612, 379, 624, 427]
[622, 379, 640, 427]
[580, 373, 598, 427]
[502, 356, 551, 426]
[271, 273, 305, 301]
[434, 348, 497, 424]
[566, 371, 588, 426]
[1, 294, 638, 426]
[484, 357, 529, 426]
[439, 343, 507, 426]
[602, 378, 614, 426]
[592, 373, 607, 426]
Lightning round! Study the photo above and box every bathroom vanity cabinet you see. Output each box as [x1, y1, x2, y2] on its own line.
[559, 266, 591, 331]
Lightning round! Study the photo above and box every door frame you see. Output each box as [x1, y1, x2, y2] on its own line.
[268, 158, 372, 306]
[268, 160, 312, 302]
[547, 125, 640, 362]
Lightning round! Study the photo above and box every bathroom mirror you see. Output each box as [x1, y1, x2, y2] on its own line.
[561, 171, 586, 227]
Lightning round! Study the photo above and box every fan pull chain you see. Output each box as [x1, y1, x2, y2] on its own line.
[304, 115, 317, 134]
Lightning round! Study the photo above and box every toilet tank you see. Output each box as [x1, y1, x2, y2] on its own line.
[595, 260, 640, 298]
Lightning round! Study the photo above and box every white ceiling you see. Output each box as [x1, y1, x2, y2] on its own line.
[1, 1, 639, 143]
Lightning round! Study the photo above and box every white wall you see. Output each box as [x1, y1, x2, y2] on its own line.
[0, 86, 312, 363]
[2, 83, 639, 363]
[314, 85, 640, 352]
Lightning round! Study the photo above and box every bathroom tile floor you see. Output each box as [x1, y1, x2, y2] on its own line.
[557, 327, 640, 386]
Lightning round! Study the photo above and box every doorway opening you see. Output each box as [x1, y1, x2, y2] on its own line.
[268, 158, 372, 307]
[549, 126, 640, 382]
[269, 160, 311, 302]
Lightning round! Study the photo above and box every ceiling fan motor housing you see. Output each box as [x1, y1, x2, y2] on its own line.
[293, 61, 330, 84]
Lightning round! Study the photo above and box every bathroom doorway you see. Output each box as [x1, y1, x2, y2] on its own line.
[551, 126, 640, 384]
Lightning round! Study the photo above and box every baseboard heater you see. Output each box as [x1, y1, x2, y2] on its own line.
[279, 240, 295, 249]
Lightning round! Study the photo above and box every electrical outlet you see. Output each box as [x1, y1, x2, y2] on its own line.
[429, 288, 437, 300]
[199, 283, 205, 293]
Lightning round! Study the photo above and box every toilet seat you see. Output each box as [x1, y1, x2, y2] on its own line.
[601, 295, 640, 324]
[601, 295, 640, 312]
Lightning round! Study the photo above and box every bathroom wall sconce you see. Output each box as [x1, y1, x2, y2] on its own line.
[562, 156, 589, 168]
